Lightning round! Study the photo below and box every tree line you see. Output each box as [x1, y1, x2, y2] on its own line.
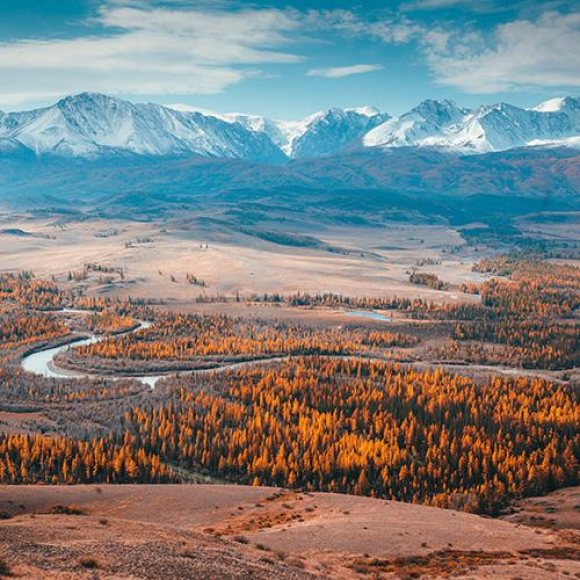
[3, 358, 575, 515]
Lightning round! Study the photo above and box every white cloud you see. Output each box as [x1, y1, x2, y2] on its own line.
[303, 9, 421, 44]
[309, 5, 580, 95]
[0, 3, 422, 108]
[1, 1, 576, 109]
[401, 0, 545, 13]
[425, 11, 580, 92]
[403, 0, 575, 15]
[307, 64, 383, 79]
[402, 0, 475, 10]
[0, 3, 303, 107]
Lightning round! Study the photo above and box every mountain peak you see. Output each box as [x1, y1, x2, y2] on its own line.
[345, 106, 382, 117]
[57, 92, 123, 108]
[411, 99, 467, 125]
[363, 98, 467, 149]
[533, 97, 566, 112]
[415, 98, 457, 109]
[0, 93, 578, 161]
[486, 101, 523, 113]
[532, 96, 578, 113]
[364, 96, 580, 152]
[166, 103, 221, 116]
[286, 106, 390, 158]
[0, 93, 286, 162]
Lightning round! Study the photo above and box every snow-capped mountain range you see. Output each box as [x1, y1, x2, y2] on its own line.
[0, 92, 578, 162]
[363, 97, 580, 153]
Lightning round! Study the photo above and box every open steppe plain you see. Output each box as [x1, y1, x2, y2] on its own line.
[0, 213, 483, 303]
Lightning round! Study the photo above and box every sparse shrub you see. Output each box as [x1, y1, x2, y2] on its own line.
[48, 505, 86, 516]
[0, 558, 11, 577]
[79, 557, 99, 569]
[255, 543, 270, 551]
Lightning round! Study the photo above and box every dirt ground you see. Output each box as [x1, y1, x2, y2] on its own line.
[1, 484, 578, 578]
[502, 487, 580, 531]
[0, 411, 56, 435]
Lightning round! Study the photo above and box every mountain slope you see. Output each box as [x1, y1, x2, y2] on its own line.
[0, 93, 578, 162]
[449, 101, 580, 152]
[167, 104, 289, 151]
[364, 99, 466, 148]
[0, 93, 286, 163]
[365, 97, 580, 153]
[168, 104, 390, 158]
[283, 107, 389, 158]
[1, 146, 577, 216]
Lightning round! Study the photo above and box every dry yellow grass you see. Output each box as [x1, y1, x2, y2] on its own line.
[0, 215, 483, 302]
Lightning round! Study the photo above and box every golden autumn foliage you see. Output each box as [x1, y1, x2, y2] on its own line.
[75, 314, 418, 363]
[409, 272, 448, 290]
[85, 312, 138, 334]
[451, 256, 580, 369]
[114, 358, 576, 515]
[2, 358, 576, 514]
[0, 312, 69, 348]
[1, 261, 578, 518]
[452, 320, 579, 369]
[0, 433, 172, 484]
[0, 272, 63, 310]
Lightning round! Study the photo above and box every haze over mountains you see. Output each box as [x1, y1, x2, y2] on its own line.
[0, 92, 577, 221]
[0, 92, 579, 161]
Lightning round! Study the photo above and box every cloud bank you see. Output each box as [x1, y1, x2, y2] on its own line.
[425, 11, 580, 92]
[0, 3, 303, 106]
[307, 64, 383, 78]
[0, 1, 577, 108]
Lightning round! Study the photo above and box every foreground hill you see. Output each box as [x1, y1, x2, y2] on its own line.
[1, 485, 578, 578]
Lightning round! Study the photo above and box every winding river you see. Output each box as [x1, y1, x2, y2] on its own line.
[21, 310, 162, 388]
[21, 308, 392, 388]
[20, 309, 291, 388]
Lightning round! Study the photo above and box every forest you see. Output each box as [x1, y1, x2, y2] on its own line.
[0, 255, 577, 517]
[1, 358, 577, 516]
[70, 313, 419, 372]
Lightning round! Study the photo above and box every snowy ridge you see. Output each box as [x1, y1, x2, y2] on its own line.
[0, 93, 285, 162]
[364, 99, 466, 148]
[167, 104, 388, 157]
[283, 107, 389, 158]
[365, 97, 580, 153]
[0, 93, 578, 161]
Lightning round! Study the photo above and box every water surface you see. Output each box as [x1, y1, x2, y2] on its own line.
[345, 310, 391, 321]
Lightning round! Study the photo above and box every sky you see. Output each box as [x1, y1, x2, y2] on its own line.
[0, 0, 578, 119]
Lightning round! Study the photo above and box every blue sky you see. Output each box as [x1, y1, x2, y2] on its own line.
[0, 0, 578, 118]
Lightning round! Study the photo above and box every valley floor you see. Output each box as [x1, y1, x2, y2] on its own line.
[0, 214, 482, 301]
[1, 212, 578, 578]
